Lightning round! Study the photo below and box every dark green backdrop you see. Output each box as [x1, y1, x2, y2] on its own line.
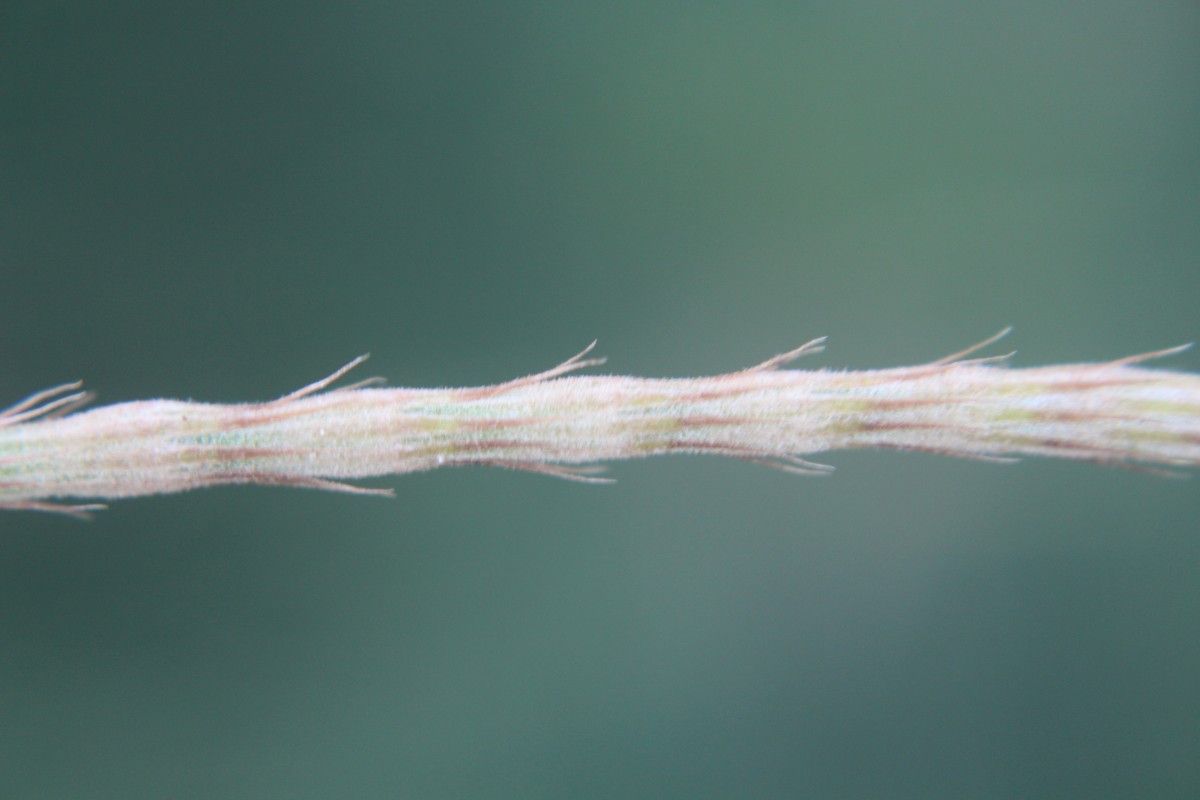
[3, 2, 1199, 797]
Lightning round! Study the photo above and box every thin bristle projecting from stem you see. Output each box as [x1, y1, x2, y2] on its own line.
[2, 331, 1199, 516]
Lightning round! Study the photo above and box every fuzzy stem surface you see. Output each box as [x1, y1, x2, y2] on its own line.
[3, 336, 1198, 517]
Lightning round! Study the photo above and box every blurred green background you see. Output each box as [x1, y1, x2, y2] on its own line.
[3, 2, 1199, 797]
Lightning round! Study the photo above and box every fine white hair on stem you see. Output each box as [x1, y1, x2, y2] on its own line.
[2, 331, 1198, 517]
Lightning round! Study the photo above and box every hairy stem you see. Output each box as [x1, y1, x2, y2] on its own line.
[3, 333, 1199, 517]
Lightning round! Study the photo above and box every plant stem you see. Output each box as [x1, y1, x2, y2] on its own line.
[3, 333, 1199, 517]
